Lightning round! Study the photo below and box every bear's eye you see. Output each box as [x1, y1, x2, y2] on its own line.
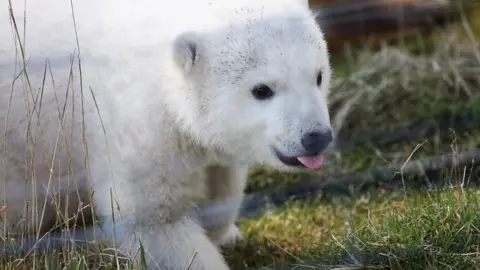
[316, 72, 322, 87]
[251, 84, 274, 100]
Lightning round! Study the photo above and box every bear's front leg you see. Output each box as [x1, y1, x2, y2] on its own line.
[117, 215, 229, 270]
[91, 166, 230, 270]
[200, 166, 249, 247]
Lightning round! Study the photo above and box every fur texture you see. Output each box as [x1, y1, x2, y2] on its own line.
[0, 0, 332, 268]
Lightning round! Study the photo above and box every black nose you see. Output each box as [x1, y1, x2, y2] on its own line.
[301, 130, 333, 154]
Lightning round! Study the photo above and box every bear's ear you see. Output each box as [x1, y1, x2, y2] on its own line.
[172, 31, 200, 73]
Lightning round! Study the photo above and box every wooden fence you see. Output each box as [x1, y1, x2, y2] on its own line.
[309, 0, 477, 51]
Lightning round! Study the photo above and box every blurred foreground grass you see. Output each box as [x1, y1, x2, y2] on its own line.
[3, 186, 479, 270]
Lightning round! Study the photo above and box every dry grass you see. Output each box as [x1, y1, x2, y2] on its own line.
[330, 35, 480, 135]
[2, 3, 480, 270]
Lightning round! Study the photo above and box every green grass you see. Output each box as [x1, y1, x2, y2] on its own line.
[226, 187, 480, 269]
[4, 186, 479, 270]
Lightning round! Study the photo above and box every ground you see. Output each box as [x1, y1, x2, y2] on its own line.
[2, 6, 480, 270]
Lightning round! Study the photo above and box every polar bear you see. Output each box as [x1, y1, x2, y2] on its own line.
[0, 0, 333, 269]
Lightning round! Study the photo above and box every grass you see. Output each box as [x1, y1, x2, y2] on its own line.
[3, 3, 480, 270]
[226, 187, 480, 269]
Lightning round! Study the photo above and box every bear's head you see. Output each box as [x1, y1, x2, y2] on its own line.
[172, 0, 333, 171]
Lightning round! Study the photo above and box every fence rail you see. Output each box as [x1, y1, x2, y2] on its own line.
[310, 0, 480, 51]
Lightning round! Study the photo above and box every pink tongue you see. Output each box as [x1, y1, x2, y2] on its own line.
[297, 154, 324, 169]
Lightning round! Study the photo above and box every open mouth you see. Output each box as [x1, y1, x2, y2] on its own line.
[274, 148, 325, 170]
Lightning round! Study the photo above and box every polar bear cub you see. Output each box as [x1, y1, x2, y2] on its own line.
[0, 0, 333, 269]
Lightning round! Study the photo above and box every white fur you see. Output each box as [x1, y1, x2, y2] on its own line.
[0, 0, 332, 269]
